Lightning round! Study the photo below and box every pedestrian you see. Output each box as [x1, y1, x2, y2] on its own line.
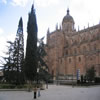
[33, 87, 37, 99]
[46, 82, 48, 89]
[38, 88, 41, 97]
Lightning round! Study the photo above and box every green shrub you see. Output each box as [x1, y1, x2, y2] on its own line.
[95, 77, 100, 83]
[0, 84, 16, 89]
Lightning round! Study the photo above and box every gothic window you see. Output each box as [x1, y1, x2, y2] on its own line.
[89, 45, 92, 51]
[61, 59, 62, 63]
[90, 57, 93, 61]
[74, 48, 77, 54]
[71, 39, 73, 44]
[66, 40, 69, 47]
[94, 44, 97, 50]
[70, 50, 72, 55]
[79, 57, 81, 62]
[69, 58, 71, 63]
[66, 50, 68, 55]
[75, 40, 77, 44]
[83, 46, 87, 52]
[52, 70, 54, 76]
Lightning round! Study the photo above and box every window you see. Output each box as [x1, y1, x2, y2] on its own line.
[69, 58, 71, 63]
[83, 46, 86, 52]
[52, 70, 54, 76]
[94, 44, 97, 50]
[79, 57, 81, 62]
[70, 50, 72, 55]
[90, 57, 92, 60]
[74, 48, 77, 54]
[66, 41, 69, 47]
[66, 50, 68, 55]
[61, 59, 62, 63]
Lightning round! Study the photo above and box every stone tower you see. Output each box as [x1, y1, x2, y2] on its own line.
[62, 9, 75, 34]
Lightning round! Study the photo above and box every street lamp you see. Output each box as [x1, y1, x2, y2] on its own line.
[37, 68, 39, 73]
[37, 68, 39, 86]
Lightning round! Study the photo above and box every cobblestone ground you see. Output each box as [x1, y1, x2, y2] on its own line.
[0, 85, 100, 100]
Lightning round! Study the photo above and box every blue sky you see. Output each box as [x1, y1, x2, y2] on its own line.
[0, 0, 100, 65]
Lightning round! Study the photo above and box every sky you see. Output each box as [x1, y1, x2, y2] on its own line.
[0, 0, 100, 65]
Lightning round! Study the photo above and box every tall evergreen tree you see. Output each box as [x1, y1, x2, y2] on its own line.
[24, 4, 38, 81]
[13, 17, 24, 84]
[86, 66, 96, 82]
[2, 17, 24, 84]
[3, 41, 14, 83]
[37, 38, 50, 82]
[14, 17, 24, 73]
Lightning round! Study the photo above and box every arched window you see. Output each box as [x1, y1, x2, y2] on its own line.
[90, 57, 92, 61]
[83, 46, 87, 52]
[89, 45, 92, 51]
[66, 40, 69, 47]
[52, 70, 54, 76]
[66, 50, 68, 55]
[74, 48, 77, 54]
[61, 59, 62, 63]
[69, 58, 71, 63]
[79, 57, 81, 62]
[94, 44, 97, 50]
[70, 50, 72, 55]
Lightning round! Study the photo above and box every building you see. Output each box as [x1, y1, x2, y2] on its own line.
[46, 9, 100, 80]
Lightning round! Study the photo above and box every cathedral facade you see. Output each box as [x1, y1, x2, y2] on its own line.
[46, 9, 100, 80]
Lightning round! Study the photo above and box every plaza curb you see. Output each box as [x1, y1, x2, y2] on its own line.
[0, 89, 28, 91]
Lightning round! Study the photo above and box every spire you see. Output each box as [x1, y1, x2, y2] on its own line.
[67, 8, 70, 15]
[99, 20, 100, 24]
[47, 28, 50, 34]
[88, 23, 89, 28]
[84, 26, 85, 29]
[59, 23, 62, 30]
[56, 23, 58, 30]
[78, 26, 79, 31]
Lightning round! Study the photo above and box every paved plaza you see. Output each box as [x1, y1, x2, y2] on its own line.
[0, 85, 100, 100]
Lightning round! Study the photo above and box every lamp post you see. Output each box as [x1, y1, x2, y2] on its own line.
[72, 72, 74, 87]
[46, 68, 49, 89]
[37, 68, 39, 86]
[33, 68, 39, 99]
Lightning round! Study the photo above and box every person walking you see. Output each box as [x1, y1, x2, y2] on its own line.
[33, 87, 37, 99]
[38, 88, 41, 97]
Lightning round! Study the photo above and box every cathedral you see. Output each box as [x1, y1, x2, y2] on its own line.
[46, 9, 100, 80]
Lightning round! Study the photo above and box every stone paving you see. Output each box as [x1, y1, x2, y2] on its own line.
[0, 85, 100, 100]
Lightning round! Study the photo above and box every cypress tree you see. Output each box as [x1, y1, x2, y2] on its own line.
[24, 4, 38, 81]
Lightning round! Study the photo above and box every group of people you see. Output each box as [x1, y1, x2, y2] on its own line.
[32, 83, 48, 99]
[33, 87, 41, 99]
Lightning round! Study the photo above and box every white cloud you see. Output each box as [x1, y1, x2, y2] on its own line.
[0, 28, 4, 35]
[69, 0, 100, 30]
[11, 0, 31, 7]
[0, 33, 15, 58]
[11, 0, 60, 7]
[1, 0, 7, 4]
[35, 0, 60, 7]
